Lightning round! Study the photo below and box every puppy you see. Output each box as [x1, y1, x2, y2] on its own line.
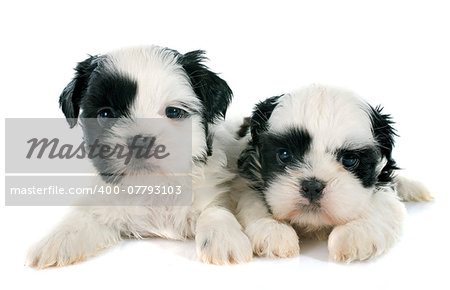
[231, 84, 433, 262]
[27, 46, 253, 268]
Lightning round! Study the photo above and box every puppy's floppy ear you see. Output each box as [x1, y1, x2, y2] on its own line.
[237, 95, 283, 192]
[368, 105, 399, 184]
[178, 50, 232, 123]
[237, 143, 264, 192]
[59, 55, 99, 128]
[250, 95, 283, 143]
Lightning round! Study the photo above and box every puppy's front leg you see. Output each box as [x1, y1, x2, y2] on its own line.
[233, 187, 300, 258]
[27, 206, 122, 269]
[195, 193, 252, 264]
[328, 189, 406, 262]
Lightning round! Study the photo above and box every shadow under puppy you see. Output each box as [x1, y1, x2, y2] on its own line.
[230, 84, 433, 262]
[27, 46, 253, 268]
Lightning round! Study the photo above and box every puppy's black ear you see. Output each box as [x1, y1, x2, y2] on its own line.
[178, 50, 232, 123]
[237, 95, 283, 192]
[237, 143, 264, 191]
[369, 105, 399, 184]
[250, 95, 282, 143]
[59, 55, 99, 128]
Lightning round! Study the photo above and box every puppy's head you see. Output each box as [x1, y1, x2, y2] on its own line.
[239, 85, 397, 228]
[59, 46, 232, 183]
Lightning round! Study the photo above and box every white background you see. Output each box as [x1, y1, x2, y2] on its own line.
[1, 0, 449, 289]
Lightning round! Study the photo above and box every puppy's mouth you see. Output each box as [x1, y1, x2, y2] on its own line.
[124, 159, 157, 173]
[298, 201, 322, 213]
[294, 198, 350, 226]
[273, 201, 330, 226]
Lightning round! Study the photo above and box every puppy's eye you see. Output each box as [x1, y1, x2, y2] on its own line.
[277, 149, 293, 164]
[97, 107, 116, 126]
[340, 153, 359, 169]
[165, 107, 188, 119]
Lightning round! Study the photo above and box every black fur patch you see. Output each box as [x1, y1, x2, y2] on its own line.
[250, 95, 282, 143]
[237, 144, 263, 190]
[238, 126, 312, 212]
[259, 128, 312, 185]
[177, 50, 233, 156]
[59, 55, 138, 124]
[238, 95, 284, 193]
[59, 55, 100, 127]
[335, 146, 381, 188]
[368, 105, 399, 186]
[177, 50, 233, 124]
[237, 117, 251, 138]
[79, 70, 137, 119]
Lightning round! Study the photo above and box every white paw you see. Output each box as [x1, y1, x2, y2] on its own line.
[328, 224, 392, 263]
[245, 218, 300, 258]
[396, 176, 434, 202]
[28, 230, 91, 269]
[27, 213, 120, 269]
[196, 210, 253, 265]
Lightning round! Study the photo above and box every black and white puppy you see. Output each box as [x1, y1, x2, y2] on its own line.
[27, 46, 253, 268]
[231, 84, 432, 262]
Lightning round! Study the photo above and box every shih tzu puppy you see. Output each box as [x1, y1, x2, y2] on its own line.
[231, 84, 433, 262]
[27, 46, 253, 268]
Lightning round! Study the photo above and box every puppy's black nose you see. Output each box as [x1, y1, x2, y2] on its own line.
[301, 178, 325, 202]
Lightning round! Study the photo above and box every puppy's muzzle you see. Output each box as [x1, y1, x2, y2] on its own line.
[128, 134, 155, 148]
[301, 178, 325, 202]
[127, 134, 157, 160]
